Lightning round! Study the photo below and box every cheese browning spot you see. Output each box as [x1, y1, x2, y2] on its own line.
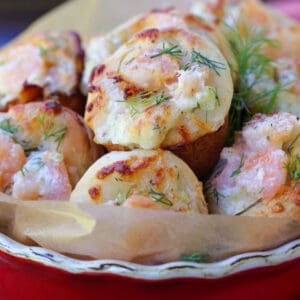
[96, 156, 156, 179]
[88, 185, 101, 202]
[270, 202, 285, 213]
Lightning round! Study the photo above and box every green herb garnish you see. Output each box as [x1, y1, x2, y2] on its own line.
[117, 91, 170, 117]
[181, 63, 190, 71]
[114, 177, 123, 182]
[150, 42, 183, 59]
[287, 133, 300, 154]
[149, 188, 173, 206]
[32, 157, 45, 170]
[20, 166, 28, 177]
[208, 188, 225, 205]
[284, 154, 300, 182]
[224, 21, 283, 145]
[180, 252, 208, 263]
[0, 118, 18, 135]
[191, 49, 226, 76]
[38, 113, 67, 149]
[230, 155, 244, 177]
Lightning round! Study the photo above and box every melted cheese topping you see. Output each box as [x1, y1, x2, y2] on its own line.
[0, 31, 83, 110]
[81, 8, 235, 94]
[71, 149, 208, 213]
[12, 151, 71, 200]
[206, 112, 300, 217]
[85, 28, 232, 149]
[0, 100, 101, 188]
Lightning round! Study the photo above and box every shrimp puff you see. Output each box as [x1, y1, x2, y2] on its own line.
[0, 31, 85, 114]
[192, 0, 300, 116]
[228, 0, 300, 115]
[71, 149, 208, 213]
[82, 7, 235, 94]
[206, 112, 300, 217]
[0, 100, 103, 200]
[85, 28, 232, 178]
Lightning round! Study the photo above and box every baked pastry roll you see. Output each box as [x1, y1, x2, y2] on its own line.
[0, 31, 85, 114]
[81, 7, 235, 94]
[0, 100, 103, 200]
[85, 27, 232, 177]
[192, 0, 300, 116]
[206, 112, 300, 217]
[71, 149, 208, 213]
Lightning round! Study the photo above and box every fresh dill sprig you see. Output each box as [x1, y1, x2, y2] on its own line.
[149, 188, 173, 206]
[180, 252, 208, 263]
[287, 133, 300, 154]
[284, 134, 300, 185]
[224, 21, 282, 145]
[230, 155, 244, 177]
[207, 188, 225, 205]
[117, 91, 170, 117]
[20, 166, 28, 177]
[114, 177, 123, 182]
[284, 155, 300, 182]
[191, 49, 226, 76]
[38, 113, 67, 149]
[150, 42, 183, 59]
[0, 118, 18, 135]
[32, 157, 46, 170]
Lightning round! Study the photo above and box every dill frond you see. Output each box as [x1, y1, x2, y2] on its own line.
[191, 50, 226, 76]
[117, 91, 170, 117]
[224, 21, 283, 145]
[150, 42, 183, 59]
[149, 188, 173, 206]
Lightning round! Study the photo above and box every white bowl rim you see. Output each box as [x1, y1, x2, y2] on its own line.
[0, 233, 299, 280]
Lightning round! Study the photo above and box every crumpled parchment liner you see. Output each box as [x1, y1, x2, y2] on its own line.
[0, 193, 299, 264]
[0, 0, 299, 265]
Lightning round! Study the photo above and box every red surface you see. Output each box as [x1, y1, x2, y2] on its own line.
[0, 249, 299, 300]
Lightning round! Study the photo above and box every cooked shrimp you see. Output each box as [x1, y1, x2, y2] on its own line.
[206, 112, 300, 217]
[0, 31, 84, 113]
[12, 151, 71, 201]
[120, 48, 179, 90]
[0, 100, 102, 201]
[0, 131, 26, 191]
[123, 194, 163, 210]
[7, 100, 102, 186]
[82, 7, 234, 94]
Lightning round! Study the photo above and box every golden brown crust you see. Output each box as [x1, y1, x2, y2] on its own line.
[167, 116, 228, 179]
[6, 99, 104, 186]
[104, 117, 228, 179]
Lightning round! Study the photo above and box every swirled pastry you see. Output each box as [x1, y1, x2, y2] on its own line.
[81, 7, 235, 94]
[0, 100, 103, 200]
[192, 0, 300, 116]
[71, 149, 208, 213]
[206, 112, 300, 217]
[85, 27, 232, 177]
[0, 31, 85, 114]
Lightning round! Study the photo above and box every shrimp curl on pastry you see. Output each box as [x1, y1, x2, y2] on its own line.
[0, 100, 103, 201]
[0, 31, 85, 114]
[85, 27, 233, 178]
[206, 112, 300, 217]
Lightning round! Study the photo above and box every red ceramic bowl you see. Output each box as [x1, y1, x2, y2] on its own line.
[0, 233, 299, 300]
[0, 2, 299, 300]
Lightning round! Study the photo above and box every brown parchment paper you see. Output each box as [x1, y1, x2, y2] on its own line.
[0, 0, 299, 264]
